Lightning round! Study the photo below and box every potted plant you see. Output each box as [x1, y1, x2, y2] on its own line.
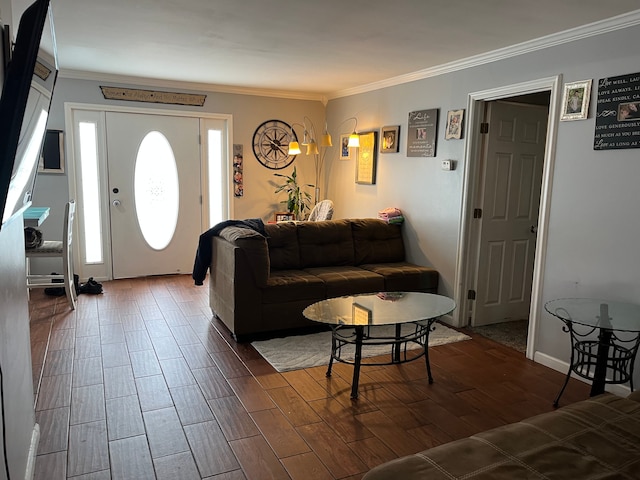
[274, 166, 313, 219]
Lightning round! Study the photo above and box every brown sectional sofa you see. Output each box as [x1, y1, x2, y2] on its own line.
[209, 218, 438, 341]
[363, 391, 640, 479]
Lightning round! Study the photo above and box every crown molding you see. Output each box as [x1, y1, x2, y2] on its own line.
[327, 9, 640, 100]
[58, 69, 327, 103]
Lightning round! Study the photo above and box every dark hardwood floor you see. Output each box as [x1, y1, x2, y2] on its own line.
[29, 275, 590, 479]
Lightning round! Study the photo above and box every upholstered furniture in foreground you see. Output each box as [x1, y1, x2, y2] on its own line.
[363, 391, 640, 479]
[209, 218, 438, 340]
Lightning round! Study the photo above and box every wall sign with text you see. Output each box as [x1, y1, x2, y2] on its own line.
[594, 72, 640, 150]
[407, 109, 438, 157]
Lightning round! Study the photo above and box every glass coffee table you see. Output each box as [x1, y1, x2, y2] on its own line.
[303, 292, 456, 398]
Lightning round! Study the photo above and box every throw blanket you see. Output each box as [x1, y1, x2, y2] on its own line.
[192, 218, 266, 285]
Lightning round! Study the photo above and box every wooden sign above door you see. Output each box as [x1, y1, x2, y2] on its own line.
[100, 86, 206, 107]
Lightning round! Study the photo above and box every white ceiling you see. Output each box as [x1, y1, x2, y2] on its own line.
[12, 0, 640, 97]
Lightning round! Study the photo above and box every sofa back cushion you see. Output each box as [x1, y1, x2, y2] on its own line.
[265, 222, 301, 270]
[298, 219, 355, 268]
[352, 218, 405, 264]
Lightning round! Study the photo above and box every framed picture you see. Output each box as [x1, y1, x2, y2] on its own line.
[380, 125, 400, 153]
[445, 109, 464, 140]
[617, 101, 640, 122]
[274, 212, 295, 222]
[38, 130, 65, 173]
[560, 79, 592, 121]
[356, 131, 377, 185]
[339, 133, 353, 160]
[594, 72, 640, 150]
[352, 303, 372, 325]
[407, 109, 438, 157]
[232, 144, 243, 197]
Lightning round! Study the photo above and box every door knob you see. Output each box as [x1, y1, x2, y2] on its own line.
[112, 199, 121, 207]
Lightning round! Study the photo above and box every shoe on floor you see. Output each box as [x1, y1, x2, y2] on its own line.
[45, 272, 66, 296]
[79, 277, 103, 294]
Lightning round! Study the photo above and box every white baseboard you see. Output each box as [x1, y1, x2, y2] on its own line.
[25, 423, 40, 480]
[533, 351, 631, 398]
[439, 314, 455, 326]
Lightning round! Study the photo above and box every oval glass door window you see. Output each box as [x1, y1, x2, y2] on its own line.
[134, 131, 179, 250]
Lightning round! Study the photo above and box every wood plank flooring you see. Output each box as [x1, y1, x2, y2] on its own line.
[29, 275, 590, 479]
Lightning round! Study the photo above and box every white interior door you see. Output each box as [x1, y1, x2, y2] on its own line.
[106, 112, 202, 279]
[473, 101, 548, 326]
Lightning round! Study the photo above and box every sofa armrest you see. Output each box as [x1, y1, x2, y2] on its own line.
[218, 226, 270, 287]
[210, 235, 263, 338]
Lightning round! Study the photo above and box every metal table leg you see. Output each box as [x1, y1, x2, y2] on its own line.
[350, 326, 364, 399]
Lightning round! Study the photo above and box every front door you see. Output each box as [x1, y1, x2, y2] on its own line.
[106, 112, 202, 279]
[472, 101, 548, 326]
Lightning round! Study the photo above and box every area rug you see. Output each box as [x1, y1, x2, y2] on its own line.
[252, 323, 471, 372]
[468, 319, 528, 353]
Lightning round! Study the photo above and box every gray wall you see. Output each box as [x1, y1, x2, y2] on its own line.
[324, 24, 640, 385]
[32, 78, 325, 273]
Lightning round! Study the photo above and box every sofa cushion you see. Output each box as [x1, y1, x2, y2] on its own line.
[360, 262, 438, 292]
[265, 222, 301, 270]
[363, 392, 640, 480]
[262, 270, 325, 304]
[297, 219, 355, 268]
[351, 219, 405, 265]
[304, 266, 384, 298]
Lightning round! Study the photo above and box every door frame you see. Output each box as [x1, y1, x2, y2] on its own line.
[454, 75, 563, 360]
[64, 102, 234, 281]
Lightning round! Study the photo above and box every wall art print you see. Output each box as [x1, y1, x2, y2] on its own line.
[407, 109, 438, 157]
[594, 72, 640, 150]
[560, 79, 592, 121]
[233, 144, 243, 197]
[380, 125, 400, 153]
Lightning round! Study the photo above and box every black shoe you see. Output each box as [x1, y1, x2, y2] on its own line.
[45, 273, 65, 296]
[79, 277, 103, 294]
[44, 287, 66, 296]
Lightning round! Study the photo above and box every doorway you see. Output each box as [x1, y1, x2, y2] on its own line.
[473, 99, 549, 328]
[66, 105, 232, 281]
[106, 112, 202, 278]
[456, 76, 562, 359]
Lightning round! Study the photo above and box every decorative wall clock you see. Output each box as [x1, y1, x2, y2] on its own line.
[252, 119, 298, 170]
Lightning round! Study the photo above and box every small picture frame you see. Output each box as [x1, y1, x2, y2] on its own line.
[380, 125, 400, 153]
[617, 101, 640, 121]
[560, 79, 592, 121]
[38, 130, 65, 174]
[445, 109, 464, 140]
[275, 212, 295, 222]
[339, 134, 353, 160]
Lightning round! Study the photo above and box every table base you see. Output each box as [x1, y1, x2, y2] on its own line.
[326, 318, 439, 399]
[554, 322, 640, 407]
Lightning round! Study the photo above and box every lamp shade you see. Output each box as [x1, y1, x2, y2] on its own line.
[321, 133, 332, 147]
[288, 141, 301, 155]
[306, 140, 319, 155]
[348, 133, 360, 148]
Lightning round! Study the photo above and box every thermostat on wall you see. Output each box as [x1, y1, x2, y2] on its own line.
[441, 160, 454, 171]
